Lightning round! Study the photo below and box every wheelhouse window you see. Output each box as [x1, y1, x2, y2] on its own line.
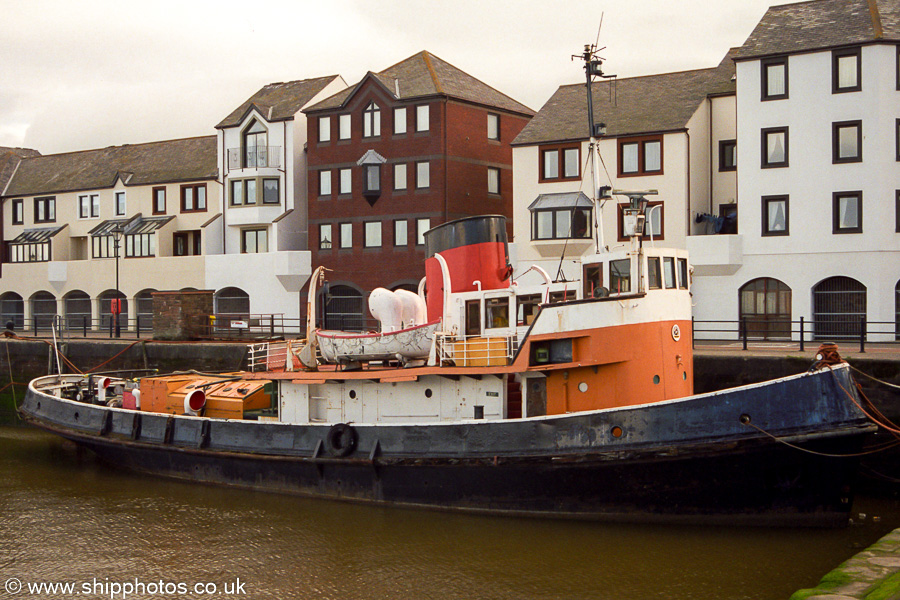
[319, 224, 332, 250]
[11, 199, 23, 225]
[339, 114, 351, 140]
[34, 197, 55, 223]
[115, 191, 126, 216]
[609, 259, 631, 294]
[318, 116, 331, 142]
[363, 102, 381, 138]
[394, 164, 407, 191]
[663, 257, 677, 289]
[618, 136, 662, 177]
[485, 297, 510, 329]
[833, 121, 862, 163]
[833, 47, 861, 93]
[487, 113, 500, 141]
[181, 184, 207, 212]
[243, 120, 267, 168]
[416, 105, 429, 132]
[540, 145, 579, 181]
[719, 140, 737, 171]
[761, 56, 788, 100]
[393, 107, 407, 134]
[152, 187, 166, 215]
[242, 228, 267, 253]
[761, 127, 788, 168]
[364, 221, 382, 248]
[487, 167, 500, 195]
[833, 191, 862, 234]
[647, 257, 662, 290]
[762, 195, 789, 236]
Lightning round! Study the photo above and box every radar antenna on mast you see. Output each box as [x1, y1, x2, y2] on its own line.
[572, 23, 617, 253]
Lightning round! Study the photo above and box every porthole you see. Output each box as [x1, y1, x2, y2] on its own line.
[348, 390, 357, 399]
[425, 388, 433, 398]
[653, 375, 660, 385]
[611, 426, 623, 438]
[578, 382, 588, 393]
[682, 372, 687, 381]
[74, 412, 79, 421]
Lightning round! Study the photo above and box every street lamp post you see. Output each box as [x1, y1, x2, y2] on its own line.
[111, 224, 123, 338]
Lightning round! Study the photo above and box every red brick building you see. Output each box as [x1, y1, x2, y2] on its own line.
[304, 51, 533, 328]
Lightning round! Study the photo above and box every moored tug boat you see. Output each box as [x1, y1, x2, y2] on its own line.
[19, 208, 875, 526]
[17, 42, 877, 526]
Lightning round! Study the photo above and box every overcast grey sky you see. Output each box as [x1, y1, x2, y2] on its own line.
[1, 0, 800, 155]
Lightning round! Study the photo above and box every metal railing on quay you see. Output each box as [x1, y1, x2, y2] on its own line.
[692, 316, 899, 353]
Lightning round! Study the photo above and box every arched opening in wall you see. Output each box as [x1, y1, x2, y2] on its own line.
[391, 282, 419, 294]
[136, 289, 157, 331]
[738, 278, 792, 340]
[813, 276, 866, 340]
[64, 291, 91, 330]
[98, 290, 128, 332]
[31, 291, 57, 331]
[318, 285, 365, 332]
[0, 292, 24, 330]
[895, 280, 899, 341]
[215, 287, 250, 316]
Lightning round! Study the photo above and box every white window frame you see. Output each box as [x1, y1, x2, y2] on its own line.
[319, 170, 332, 197]
[394, 219, 408, 247]
[339, 168, 352, 195]
[416, 218, 430, 246]
[416, 105, 429, 132]
[394, 163, 407, 191]
[339, 114, 351, 140]
[319, 116, 331, 142]
[340, 222, 352, 249]
[364, 221, 382, 248]
[394, 107, 407, 134]
[416, 161, 430, 189]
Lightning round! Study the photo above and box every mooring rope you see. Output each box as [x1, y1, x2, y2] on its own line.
[741, 419, 899, 458]
[849, 364, 900, 391]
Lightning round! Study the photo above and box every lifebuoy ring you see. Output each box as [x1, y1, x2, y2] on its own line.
[326, 423, 358, 457]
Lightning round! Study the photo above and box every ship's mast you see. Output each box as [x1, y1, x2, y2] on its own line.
[578, 44, 614, 253]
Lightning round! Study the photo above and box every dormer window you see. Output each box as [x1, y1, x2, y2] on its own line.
[243, 120, 267, 168]
[363, 102, 381, 138]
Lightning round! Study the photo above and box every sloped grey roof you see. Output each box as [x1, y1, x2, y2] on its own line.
[306, 51, 534, 115]
[4, 136, 217, 197]
[0, 147, 41, 194]
[736, 0, 900, 60]
[216, 75, 342, 129]
[528, 191, 593, 211]
[513, 50, 737, 146]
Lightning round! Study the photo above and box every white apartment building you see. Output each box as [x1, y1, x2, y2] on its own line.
[688, 0, 900, 342]
[510, 52, 737, 291]
[0, 136, 222, 330]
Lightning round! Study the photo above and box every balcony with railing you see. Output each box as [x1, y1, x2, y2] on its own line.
[227, 146, 282, 171]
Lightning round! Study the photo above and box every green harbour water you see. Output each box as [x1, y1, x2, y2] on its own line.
[2, 424, 900, 600]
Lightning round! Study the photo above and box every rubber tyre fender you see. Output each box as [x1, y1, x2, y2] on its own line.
[326, 423, 358, 457]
